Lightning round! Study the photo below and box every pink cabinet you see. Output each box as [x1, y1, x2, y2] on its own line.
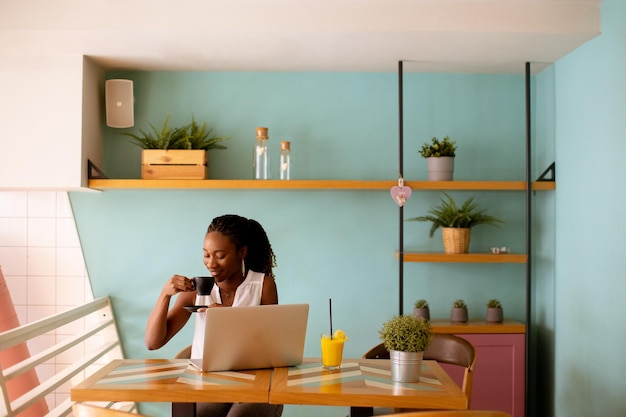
[431, 320, 526, 417]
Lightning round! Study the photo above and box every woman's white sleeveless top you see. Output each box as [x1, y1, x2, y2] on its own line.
[190, 270, 265, 359]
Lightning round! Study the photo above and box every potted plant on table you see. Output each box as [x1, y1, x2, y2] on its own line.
[379, 314, 433, 382]
[451, 299, 468, 323]
[121, 115, 230, 179]
[419, 136, 457, 181]
[413, 299, 430, 321]
[406, 192, 503, 254]
[486, 299, 504, 323]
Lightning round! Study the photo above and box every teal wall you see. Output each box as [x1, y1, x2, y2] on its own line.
[552, 0, 626, 416]
[71, 68, 551, 416]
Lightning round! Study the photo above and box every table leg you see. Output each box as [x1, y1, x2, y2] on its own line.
[172, 402, 196, 417]
[350, 406, 374, 417]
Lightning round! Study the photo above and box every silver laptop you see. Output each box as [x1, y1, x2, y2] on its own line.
[190, 303, 309, 372]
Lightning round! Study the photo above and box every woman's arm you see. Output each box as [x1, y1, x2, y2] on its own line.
[260, 275, 279, 305]
[145, 274, 196, 350]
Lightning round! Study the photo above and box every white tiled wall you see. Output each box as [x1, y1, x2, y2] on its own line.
[0, 190, 93, 409]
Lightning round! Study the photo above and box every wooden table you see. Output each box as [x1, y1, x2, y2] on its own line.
[71, 359, 272, 416]
[271, 359, 467, 416]
[71, 358, 467, 416]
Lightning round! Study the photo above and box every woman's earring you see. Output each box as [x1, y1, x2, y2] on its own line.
[241, 259, 246, 276]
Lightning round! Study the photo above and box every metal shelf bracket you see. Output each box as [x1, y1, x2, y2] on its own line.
[536, 162, 555, 182]
[88, 159, 108, 180]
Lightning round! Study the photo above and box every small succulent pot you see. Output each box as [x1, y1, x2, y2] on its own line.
[486, 307, 503, 323]
[451, 299, 468, 322]
[451, 307, 468, 323]
[486, 299, 503, 323]
[413, 307, 430, 321]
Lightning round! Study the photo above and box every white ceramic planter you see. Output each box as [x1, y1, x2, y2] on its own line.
[426, 156, 455, 181]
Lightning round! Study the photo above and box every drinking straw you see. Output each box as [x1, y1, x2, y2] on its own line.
[329, 298, 333, 339]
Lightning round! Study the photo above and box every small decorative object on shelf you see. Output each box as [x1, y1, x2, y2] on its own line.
[419, 136, 457, 181]
[121, 114, 229, 180]
[490, 246, 510, 254]
[279, 141, 291, 180]
[451, 299, 468, 323]
[413, 299, 430, 321]
[379, 314, 433, 382]
[486, 299, 504, 323]
[390, 176, 412, 207]
[406, 192, 503, 254]
[253, 126, 270, 179]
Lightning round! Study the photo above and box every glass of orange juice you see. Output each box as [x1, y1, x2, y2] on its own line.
[320, 334, 344, 370]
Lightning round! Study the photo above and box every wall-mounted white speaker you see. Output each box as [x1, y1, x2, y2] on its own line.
[105, 79, 134, 128]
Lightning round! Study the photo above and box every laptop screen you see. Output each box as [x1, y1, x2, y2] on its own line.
[190, 303, 309, 372]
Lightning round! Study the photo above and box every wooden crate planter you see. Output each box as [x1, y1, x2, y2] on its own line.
[141, 150, 208, 179]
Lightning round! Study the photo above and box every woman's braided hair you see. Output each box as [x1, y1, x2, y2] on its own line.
[207, 214, 276, 278]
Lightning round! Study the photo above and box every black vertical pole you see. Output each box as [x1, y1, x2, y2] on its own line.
[524, 61, 532, 417]
[398, 61, 404, 316]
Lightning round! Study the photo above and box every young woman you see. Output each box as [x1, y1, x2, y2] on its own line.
[145, 214, 281, 417]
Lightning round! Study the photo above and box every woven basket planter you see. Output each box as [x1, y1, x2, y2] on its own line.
[441, 227, 471, 254]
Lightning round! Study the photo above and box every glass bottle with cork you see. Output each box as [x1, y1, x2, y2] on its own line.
[279, 141, 291, 180]
[253, 127, 269, 179]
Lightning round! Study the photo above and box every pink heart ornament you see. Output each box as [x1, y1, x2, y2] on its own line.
[390, 186, 412, 207]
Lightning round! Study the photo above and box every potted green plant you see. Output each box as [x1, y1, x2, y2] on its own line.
[486, 299, 503, 323]
[379, 314, 433, 382]
[121, 115, 229, 179]
[122, 114, 229, 151]
[413, 299, 430, 321]
[419, 136, 457, 181]
[406, 192, 503, 253]
[451, 299, 468, 322]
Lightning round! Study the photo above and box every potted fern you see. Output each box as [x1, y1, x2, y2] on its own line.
[406, 192, 503, 254]
[419, 136, 457, 181]
[486, 299, 503, 323]
[451, 299, 468, 322]
[121, 115, 229, 179]
[413, 299, 430, 321]
[379, 314, 433, 382]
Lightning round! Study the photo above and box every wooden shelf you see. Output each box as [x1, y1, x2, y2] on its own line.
[88, 179, 393, 190]
[407, 181, 555, 191]
[397, 252, 528, 263]
[88, 179, 556, 191]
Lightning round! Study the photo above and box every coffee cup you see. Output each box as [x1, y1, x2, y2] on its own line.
[192, 276, 215, 295]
